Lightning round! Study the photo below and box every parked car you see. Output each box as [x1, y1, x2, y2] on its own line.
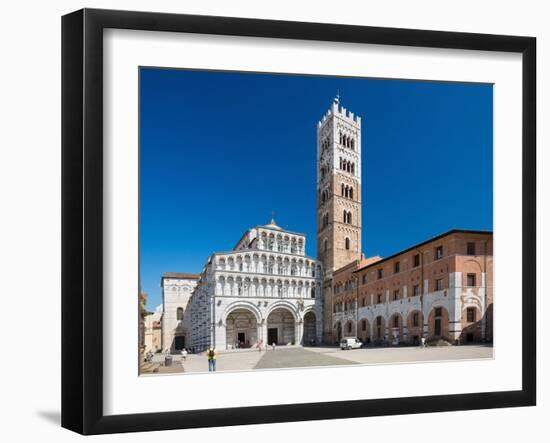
[340, 337, 362, 350]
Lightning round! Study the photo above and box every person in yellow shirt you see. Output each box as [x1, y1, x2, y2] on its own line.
[207, 347, 216, 372]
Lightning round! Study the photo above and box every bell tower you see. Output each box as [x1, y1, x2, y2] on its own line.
[316, 95, 362, 277]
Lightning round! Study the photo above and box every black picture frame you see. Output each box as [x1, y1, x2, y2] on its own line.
[62, 8, 536, 435]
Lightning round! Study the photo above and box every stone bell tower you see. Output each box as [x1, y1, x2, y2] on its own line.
[316, 95, 362, 277]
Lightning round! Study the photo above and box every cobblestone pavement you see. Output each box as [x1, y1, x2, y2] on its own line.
[254, 347, 356, 369]
[142, 345, 493, 375]
[304, 344, 493, 366]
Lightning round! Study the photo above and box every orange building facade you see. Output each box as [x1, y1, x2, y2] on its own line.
[328, 230, 493, 345]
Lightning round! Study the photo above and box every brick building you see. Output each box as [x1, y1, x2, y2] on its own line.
[317, 97, 493, 345]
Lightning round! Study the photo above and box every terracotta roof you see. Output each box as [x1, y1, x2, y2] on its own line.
[162, 272, 201, 279]
[352, 228, 492, 274]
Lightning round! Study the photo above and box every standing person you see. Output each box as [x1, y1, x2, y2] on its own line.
[207, 347, 216, 372]
[181, 348, 188, 362]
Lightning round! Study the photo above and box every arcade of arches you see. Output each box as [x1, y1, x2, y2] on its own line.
[225, 306, 318, 348]
[332, 307, 455, 344]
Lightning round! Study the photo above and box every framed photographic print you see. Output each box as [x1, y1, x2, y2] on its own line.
[61, 8, 536, 435]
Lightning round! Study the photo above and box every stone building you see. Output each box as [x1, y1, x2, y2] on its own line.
[317, 95, 363, 275]
[185, 220, 324, 352]
[330, 229, 493, 345]
[144, 308, 162, 353]
[160, 272, 199, 353]
[315, 97, 493, 345]
[158, 96, 493, 351]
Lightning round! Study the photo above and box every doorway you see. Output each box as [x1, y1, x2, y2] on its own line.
[434, 318, 441, 336]
[174, 335, 185, 350]
[237, 332, 245, 345]
[268, 328, 278, 345]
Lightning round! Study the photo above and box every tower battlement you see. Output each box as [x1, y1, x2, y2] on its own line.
[318, 100, 361, 128]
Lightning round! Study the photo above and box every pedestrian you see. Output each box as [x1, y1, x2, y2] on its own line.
[421, 337, 426, 348]
[207, 346, 216, 372]
[271, 342, 276, 350]
[181, 348, 188, 362]
[258, 339, 263, 352]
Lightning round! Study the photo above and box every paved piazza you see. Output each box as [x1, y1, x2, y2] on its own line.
[147, 345, 493, 375]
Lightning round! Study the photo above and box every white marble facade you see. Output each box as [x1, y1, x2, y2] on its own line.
[187, 220, 324, 351]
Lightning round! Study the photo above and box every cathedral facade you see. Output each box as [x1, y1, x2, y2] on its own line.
[183, 221, 323, 351]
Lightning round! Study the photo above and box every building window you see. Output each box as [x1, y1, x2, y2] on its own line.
[176, 307, 183, 321]
[362, 274, 368, 285]
[394, 261, 400, 273]
[377, 269, 383, 279]
[435, 245, 443, 260]
[345, 237, 350, 250]
[343, 210, 352, 224]
[311, 288, 315, 298]
[435, 307, 442, 317]
[413, 253, 420, 267]
[393, 316, 399, 328]
[467, 273, 477, 287]
[467, 307, 476, 322]
[393, 289, 399, 301]
[413, 284, 420, 297]
[467, 242, 476, 255]
[377, 294, 382, 304]
[435, 278, 444, 291]
[413, 312, 419, 327]
[324, 239, 328, 253]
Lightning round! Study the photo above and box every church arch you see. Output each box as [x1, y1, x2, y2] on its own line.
[225, 308, 258, 349]
[266, 306, 296, 345]
[303, 311, 317, 345]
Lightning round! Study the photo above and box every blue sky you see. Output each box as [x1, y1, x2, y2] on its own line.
[140, 68, 493, 311]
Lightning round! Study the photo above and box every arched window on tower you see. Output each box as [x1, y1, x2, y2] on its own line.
[351, 163, 355, 175]
[350, 139, 355, 150]
[339, 132, 342, 144]
[349, 187, 353, 199]
[176, 307, 183, 321]
[345, 237, 350, 250]
[348, 212, 352, 224]
[341, 183, 345, 196]
[343, 210, 347, 223]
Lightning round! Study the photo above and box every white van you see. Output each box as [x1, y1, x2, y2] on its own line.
[340, 337, 362, 350]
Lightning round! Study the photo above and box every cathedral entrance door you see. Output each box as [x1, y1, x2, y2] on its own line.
[268, 328, 278, 345]
[174, 335, 185, 350]
[434, 318, 441, 337]
[237, 332, 245, 346]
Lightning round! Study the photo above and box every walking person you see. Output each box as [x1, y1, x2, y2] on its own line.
[207, 346, 216, 372]
[181, 348, 188, 362]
